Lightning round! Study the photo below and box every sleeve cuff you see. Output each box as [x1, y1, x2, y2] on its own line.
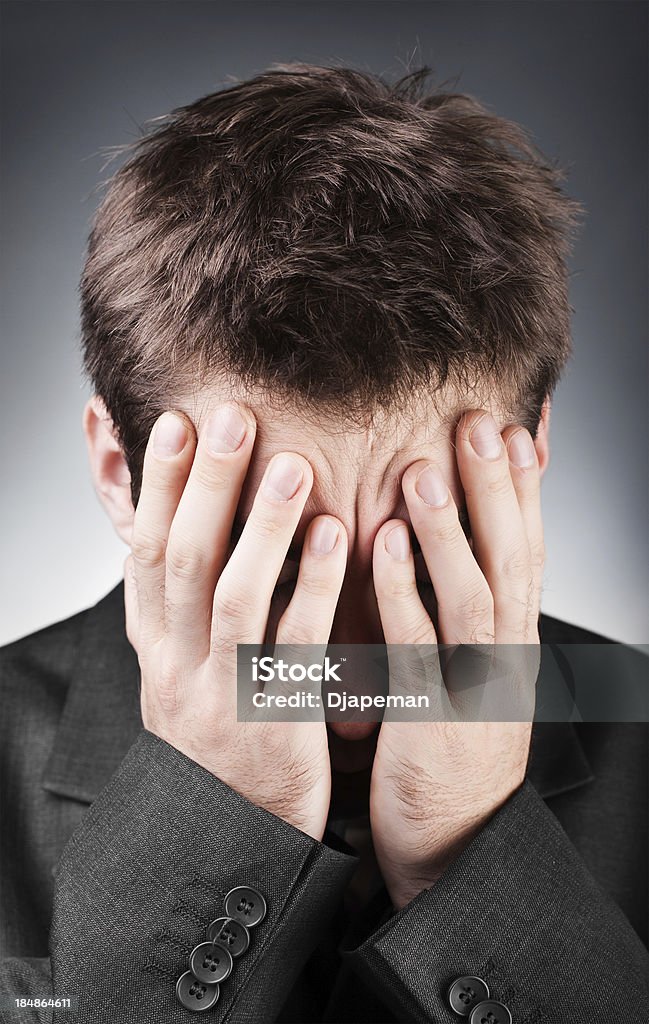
[52, 729, 357, 1022]
[345, 781, 649, 1023]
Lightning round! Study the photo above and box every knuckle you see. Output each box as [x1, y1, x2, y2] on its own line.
[214, 583, 250, 625]
[467, 626, 496, 645]
[297, 570, 336, 600]
[250, 510, 284, 541]
[500, 547, 532, 584]
[165, 537, 210, 583]
[444, 581, 494, 626]
[209, 631, 238, 659]
[383, 574, 417, 601]
[277, 614, 323, 647]
[131, 530, 166, 568]
[192, 458, 233, 493]
[141, 452, 191, 501]
[530, 539, 546, 571]
[404, 619, 436, 645]
[486, 472, 513, 500]
[431, 520, 463, 547]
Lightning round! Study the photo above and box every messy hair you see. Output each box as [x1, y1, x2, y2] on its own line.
[81, 64, 580, 501]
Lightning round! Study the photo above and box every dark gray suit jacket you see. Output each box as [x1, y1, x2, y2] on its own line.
[1, 584, 647, 1023]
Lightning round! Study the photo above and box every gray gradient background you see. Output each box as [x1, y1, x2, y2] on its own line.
[1, 1, 647, 646]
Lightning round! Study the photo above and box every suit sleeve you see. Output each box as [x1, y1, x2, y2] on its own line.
[346, 781, 649, 1024]
[1, 730, 357, 1024]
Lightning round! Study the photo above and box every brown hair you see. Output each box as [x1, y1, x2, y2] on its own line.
[81, 64, 580, 501]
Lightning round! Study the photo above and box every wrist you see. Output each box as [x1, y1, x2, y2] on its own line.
[382, 823, 480, 910]
[381, 783, 524, 909]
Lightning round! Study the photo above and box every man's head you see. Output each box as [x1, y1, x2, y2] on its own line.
[84, 62, 575, 675]
[82, 63, 578, 505]
[83, 64, 579, 759]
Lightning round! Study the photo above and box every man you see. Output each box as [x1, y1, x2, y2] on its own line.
[1, 65, 647, 1023]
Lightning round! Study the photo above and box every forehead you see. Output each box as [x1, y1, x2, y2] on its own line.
[182, 384, 505, 557]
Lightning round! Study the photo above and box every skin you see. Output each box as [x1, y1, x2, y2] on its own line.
[84, 387, 549, 909]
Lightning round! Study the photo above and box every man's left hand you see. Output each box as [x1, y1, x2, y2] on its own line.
[370, 410, 544, 910]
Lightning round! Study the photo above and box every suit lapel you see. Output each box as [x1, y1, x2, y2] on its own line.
[42, 582, 141, 803]
[526, 722, 594, 798]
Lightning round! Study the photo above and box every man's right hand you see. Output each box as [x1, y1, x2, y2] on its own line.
[123, 404, 347, 841]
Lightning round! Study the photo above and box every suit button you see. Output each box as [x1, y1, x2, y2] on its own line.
[469, 1000, 512, 1024]
[224, 885, 267, 927]
[208, 916, 250, 958]
[447, 976, 490, 1015]
[189, 942, 233, 984]
[176, 971, 220, 1012]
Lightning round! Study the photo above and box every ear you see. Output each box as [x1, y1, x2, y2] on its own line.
[83, 396, 134, 545]
[534, 397, 551, 478]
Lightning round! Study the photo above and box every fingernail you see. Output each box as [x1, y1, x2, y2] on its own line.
[207, 405, 247, 454]
[310, 518, 339, 555]
[153, 413, 188, 457]
[384, 524, 411, 562]
[264, 454, 304, 501]
[470, 414, 503, 459]
[415, 465, 449, 507]
[508, 428, 536, 468]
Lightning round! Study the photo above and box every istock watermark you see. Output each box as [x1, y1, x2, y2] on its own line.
[236, 643, 649, 723]
[251, 656, 343, 683]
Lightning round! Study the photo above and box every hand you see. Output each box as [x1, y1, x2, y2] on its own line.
[124, 404, 347, 840]
[370, 410, 543, 908]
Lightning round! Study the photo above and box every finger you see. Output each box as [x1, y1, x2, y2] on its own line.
[212, 452, 313, 651]
[456, 411, 533, 643]
[503, 425, 545, 637]
[372, 520, 436, 646]
[373, 520, 443, 720]
[276, 516, 348, 646]
[401, 461, 494, 645]
[130, 412, 196, 644]
[163, 403, 256, 662]
[262, 517, 347, 721]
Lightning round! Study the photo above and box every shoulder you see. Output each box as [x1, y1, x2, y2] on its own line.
[0, 583, 127, 733]
[539, 613, 616, 645]
[539, 613, 647, 729]
[0, 605, 90, 720]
